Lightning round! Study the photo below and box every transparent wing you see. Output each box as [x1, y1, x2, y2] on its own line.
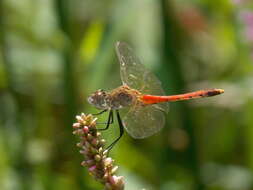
[115, 41, 168, 113]
[122, 105, 166, 139]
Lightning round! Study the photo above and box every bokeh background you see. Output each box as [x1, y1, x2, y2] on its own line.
[1, 0, 253, 189]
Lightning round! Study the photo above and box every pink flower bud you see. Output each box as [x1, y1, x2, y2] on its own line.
[73, 123, 81, 128]
[104, 157, 113, 167]
[88, 165, 97, 172]
[76, 116, 83, 122]
[83, 126, 89, 133]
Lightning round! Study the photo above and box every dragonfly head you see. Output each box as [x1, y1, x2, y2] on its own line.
[87, 89, 109, 110]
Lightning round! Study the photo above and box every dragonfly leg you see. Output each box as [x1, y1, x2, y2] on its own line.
[92, 109, 107, 115]
[97, 110, 113, 130]
[106, 110, 124, 152]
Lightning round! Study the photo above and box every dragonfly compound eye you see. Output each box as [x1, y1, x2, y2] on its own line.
[87, 90, 109, 109]
[87, 95, 96, 105]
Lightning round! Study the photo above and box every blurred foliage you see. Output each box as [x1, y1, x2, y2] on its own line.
[0, 0, 253, 190]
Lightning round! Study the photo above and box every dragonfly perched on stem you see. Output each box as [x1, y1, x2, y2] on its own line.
[88, 42, 224, 151]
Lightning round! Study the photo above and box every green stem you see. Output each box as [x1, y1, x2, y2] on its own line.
[54, 0, 78, 126]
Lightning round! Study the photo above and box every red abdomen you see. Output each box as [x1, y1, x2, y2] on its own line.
[141, 89, 224, 104]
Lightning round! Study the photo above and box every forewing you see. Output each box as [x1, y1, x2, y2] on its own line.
[123, 105, 166, 139]
[115, 41, 168, 112]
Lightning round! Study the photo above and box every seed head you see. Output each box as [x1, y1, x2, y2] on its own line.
[72, 113, 124, 190]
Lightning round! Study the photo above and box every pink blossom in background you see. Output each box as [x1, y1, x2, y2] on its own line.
[232, 0, 243, 4]
[240, 11, 253, 42]
[232, 0, 249, 5]
[245, 26, 253, 42]
[240, 11, 253, 26]
[236, 4, 253, 59]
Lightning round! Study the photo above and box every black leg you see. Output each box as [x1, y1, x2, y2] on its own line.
[93, 109, 112, 125]
[97, 110, 113, 131]
[92, 109, 107, 116]
[106, 110, 124, 151]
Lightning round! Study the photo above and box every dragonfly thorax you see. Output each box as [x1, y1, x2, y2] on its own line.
[87, 85, 140, 110]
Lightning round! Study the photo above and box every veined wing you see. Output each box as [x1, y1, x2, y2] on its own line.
[123, 104, 166, 139]
[115, 41, 168, 113]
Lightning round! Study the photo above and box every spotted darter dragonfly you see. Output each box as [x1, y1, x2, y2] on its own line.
[88, 42, 224, 150]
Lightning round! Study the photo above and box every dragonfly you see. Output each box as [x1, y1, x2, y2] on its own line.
[87, 41, 224, 150]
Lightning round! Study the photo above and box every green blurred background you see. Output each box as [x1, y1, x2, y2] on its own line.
[0, 0, 253, 189]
